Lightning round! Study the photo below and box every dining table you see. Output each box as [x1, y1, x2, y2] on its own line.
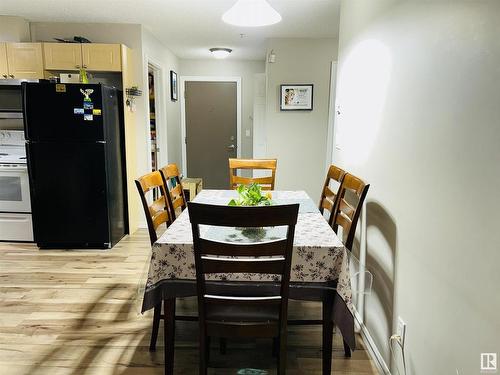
[141, 189, 357, 362]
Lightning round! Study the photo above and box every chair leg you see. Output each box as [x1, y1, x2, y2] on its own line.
[206, 336, 211, 363]
[322, 293, 334, 375]
[277, 334, 287, 375]
[149, 302, 162, 352]
[164, 298, 176, 375]
[272, 337, 278, 357]
[199, 331, 208, 375]
[219, 337, 226, 354]
[343, 338, 352, 358]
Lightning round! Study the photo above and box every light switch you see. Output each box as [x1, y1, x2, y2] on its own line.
[245, 129, 251, 137]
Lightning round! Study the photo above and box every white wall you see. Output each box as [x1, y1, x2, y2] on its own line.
[335, 1, 500, 374]
[0, 16, 30, 41]
[179, 58, 265, 163]
[265, 38, 337, 200]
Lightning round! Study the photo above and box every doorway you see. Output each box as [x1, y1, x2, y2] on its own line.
[181, 77, 241, 189]
[147, 68, 158, 173]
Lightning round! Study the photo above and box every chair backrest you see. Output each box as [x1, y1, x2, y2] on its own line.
[135, 171, 172, 245]
[189, 202, 299, 337]
[332, 173, 370, 251]
[159, 164, 187, 219]
[319, 164, 346, 225]
[229, 158, 277, 190]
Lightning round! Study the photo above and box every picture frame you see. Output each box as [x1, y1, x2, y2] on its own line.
[280, 84, 314, 111]
[170, 70, 178, 101]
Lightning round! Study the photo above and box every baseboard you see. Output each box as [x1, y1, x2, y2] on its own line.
[353, 309, 391, 375]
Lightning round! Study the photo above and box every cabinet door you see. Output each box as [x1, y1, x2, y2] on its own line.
[6, 43, 44, 79]
[82, 44, 122, 72]
[43, 43, 83, 70]
[0, 43, 8, 79]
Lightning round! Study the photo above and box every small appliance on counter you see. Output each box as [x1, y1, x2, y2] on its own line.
[59, 73, 81, 83]
[23, 82, 128, 249]
[0, 130, 33, 242]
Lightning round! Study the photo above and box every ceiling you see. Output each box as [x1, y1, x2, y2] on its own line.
[0, 0, 341, 60]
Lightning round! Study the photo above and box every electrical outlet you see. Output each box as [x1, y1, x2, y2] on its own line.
[397, 317, 406, 348]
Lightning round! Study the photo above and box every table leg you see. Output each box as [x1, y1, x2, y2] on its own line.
[164, 298, 176, 375]
[322, 292, 334, 375]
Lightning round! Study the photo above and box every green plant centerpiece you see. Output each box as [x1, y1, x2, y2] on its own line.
[228, 183, 273, 207]
[228, 183, 273, 241]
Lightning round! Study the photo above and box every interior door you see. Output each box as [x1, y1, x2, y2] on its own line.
[185, 81, 237, 189]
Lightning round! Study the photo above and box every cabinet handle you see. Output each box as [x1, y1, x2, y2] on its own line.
[9, 74, 14, 78]
[2, 74, 7, 78]
[75, 65, 81, 69]
[83, 65, 88, 69]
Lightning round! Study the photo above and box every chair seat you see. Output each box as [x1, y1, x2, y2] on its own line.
[206, 303, 280, 323]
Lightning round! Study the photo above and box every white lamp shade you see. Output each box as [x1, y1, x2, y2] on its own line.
[222, 0, 282, 27]
[210, 48, 232, 59]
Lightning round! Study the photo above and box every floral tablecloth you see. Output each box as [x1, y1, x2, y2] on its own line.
[141, 190, 356, 349]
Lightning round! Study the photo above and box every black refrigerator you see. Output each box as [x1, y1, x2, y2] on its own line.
[23, 82, 128, 249]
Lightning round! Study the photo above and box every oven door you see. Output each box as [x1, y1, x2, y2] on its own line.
[0, 164, 31, 213]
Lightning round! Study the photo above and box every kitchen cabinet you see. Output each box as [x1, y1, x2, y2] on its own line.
[0, 43, 8, 79]
[42, 43, 122, 72]
[82, 44, 122, 72]
[5, 43, 44, 79]
[43, 43, 83, 70]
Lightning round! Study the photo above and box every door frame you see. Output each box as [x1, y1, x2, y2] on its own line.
[145, 57, 168, 172]
[325, 61, 338, 170]
[180, 76, 242, 176]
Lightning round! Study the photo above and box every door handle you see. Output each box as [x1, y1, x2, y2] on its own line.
[227, 144, 236, 150]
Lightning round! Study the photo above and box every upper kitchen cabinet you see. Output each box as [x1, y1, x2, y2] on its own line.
[82, 44, 122, 72]
[6, 43, 44, 79]
[0, 43, 8, 79]
[43, 43, 83, 71]
[42, 43, 122, 72]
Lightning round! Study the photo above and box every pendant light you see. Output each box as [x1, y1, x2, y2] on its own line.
[222, 0, 282, 27]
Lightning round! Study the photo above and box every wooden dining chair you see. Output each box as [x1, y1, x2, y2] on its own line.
[319, 164, 346, 225]
[329, 172, 369, 358]
[159, 163, 187, 220]
[331, 173, 370, 251]
[135, 171, 174, 352]
[228, 158, 277, 190]
[188, 202, 299, 375]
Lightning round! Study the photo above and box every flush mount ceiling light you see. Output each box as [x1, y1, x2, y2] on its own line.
[209, 47, 233, 59]
[222, 0, 282, 27]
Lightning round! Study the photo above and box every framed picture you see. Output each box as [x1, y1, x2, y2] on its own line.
[280, 84, 314, 111]
[170, 70, 178, 101]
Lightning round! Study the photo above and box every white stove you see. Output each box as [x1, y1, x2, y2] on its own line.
[0, 130, 33, 242]
[0, 130, 26, 163]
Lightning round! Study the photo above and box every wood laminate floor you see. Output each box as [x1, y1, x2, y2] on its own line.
[0, 230, 379, 374]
